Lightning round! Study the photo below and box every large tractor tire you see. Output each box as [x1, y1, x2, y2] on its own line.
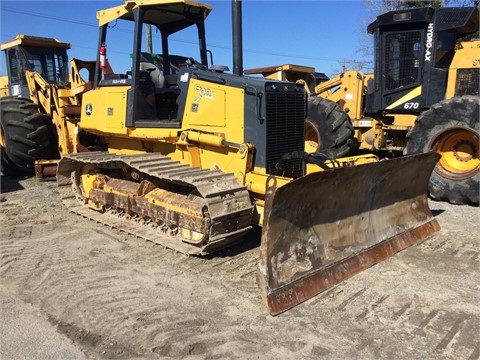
[305, 96, 356, 159]
[0, 97, 51, 176]
[405, 96, 479, 205]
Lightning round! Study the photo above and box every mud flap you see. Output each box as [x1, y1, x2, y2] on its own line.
[258, 152, 441, 315]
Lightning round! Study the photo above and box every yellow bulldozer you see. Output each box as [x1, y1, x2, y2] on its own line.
[0, 0, 441, 315]
[246, 6, 479, 206]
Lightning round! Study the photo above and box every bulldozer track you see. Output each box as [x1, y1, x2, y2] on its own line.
[57, 152, 254, 255]
[1, 176, 479, 359]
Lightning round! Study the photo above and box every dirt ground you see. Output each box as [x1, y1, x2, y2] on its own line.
[0, 174, 479, 360]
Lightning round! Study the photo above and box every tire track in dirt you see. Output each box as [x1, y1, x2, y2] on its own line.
[0, 222, 151, 355]
[0, 225, 64, 292]
[420, 228, 479, 261]
[11, 228, 474, 360]
[339, 281, 478, 359]
[0, 235, 27, 274]
[315, 287, 480, 359]
[4, 181, 235, 357]
[293, 231, 480, 360]
[1, 216, 271, 358]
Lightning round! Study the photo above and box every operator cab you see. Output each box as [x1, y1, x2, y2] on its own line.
[365, 7, 479, 114]
[1, 35, 69, 98]
[93, 0, 212, 128]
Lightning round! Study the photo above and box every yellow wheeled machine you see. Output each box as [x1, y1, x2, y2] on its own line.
[1, 0, 440, 315]
[246, 7, 479, 206]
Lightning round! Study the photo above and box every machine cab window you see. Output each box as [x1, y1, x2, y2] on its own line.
[3, 35, 69, 97]
[384, 31, 422, 91]
[93, 2, 211, 128]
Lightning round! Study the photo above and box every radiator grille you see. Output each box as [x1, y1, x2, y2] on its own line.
[455, 69, 479, 96]
[265, 92, 305, 178]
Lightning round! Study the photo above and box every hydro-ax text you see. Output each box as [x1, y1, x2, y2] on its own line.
[424, 23, 434, 62]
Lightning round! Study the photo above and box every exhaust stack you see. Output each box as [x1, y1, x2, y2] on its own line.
[232, 0, 243, 76]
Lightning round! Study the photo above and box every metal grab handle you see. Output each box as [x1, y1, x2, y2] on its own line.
[244, 86, 264, 122]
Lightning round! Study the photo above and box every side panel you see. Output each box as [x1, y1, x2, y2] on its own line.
[80, 86, 129, 135]
[182, 78, 245, 144]
[184, 79, 226, 127]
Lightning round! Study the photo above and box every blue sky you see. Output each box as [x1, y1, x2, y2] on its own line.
[0, 1, 376, 78]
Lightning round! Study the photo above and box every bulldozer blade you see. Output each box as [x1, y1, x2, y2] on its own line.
[258, 152, 441, 316]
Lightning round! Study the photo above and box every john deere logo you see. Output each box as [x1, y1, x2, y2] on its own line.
[85, 104, 93, 116]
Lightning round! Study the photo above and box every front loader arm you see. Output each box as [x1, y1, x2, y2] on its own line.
[25, 69, 52, 115]
[313, 71, 366, 120]
[25, 69, 83, 156]
[313, 73, 345, 96]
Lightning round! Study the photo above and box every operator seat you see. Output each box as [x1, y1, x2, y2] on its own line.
[139, 53, 165, 89]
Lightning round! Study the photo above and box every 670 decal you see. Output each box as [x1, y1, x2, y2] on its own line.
[404, 102, 420, 109]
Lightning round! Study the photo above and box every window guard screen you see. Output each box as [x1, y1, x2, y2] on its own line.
[384, 31, 422, 91]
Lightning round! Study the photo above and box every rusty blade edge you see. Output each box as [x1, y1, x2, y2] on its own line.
[266, 219, 441, 316]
